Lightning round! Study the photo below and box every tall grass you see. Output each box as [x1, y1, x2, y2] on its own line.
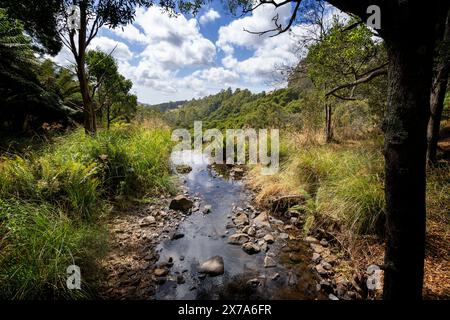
[249, 139, 386, 236]
[0, 122, 174, 299]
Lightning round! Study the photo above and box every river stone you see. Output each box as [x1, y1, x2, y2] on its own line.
[169, 195, 193, 212]
[140, 216, 156, 227]
[242, 242, 261, 255]
[227, 233, 249, 245]
[246, 278, 261, 288]
[154, 268, 168, 277]
[247, 226, 256, 237]
[263, 234, 275, 244]
[233, 212, 249, 226]
[264, 256, 276, 268]
[279, 233, 289, 240]
[329, 293, 339, 300]
[203, 205, 212, 214]
[171, 232, 185, 240]
[312, 252, 322, 264]
[253, 212, 270, 229]
[176, 165, 192, 174]
[198, 256, 224, 276]
[315, 264, 328, 276]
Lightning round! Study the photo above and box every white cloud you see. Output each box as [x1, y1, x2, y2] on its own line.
[89, 36, 133, 61]
[111, 24, 148, 43]
[199, 9, 221, 25]
[216, 3, 348, 86]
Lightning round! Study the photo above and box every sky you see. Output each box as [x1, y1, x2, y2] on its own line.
[53, 1, 344, 105]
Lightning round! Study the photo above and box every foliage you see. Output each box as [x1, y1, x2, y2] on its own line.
[0, 123, 174, 298]
[86, 50, 138, 127]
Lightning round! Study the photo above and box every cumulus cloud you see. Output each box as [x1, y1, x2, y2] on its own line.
[89, 36, 133, 61]
[199, 9, 221, 25]
[216, 3, 347, 86]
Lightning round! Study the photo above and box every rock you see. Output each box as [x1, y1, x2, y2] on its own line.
[258, 240, 268, 252]
[176, 275, 185, 284]
[305, 236, 319, 244]
[271, 273, 280, 281]
[328, 293, 339, 300]
[315, 264, 328, 276]
[227, 233, 250, 245]
[176, 165, 192, 174]
[312, 253, 322, 264]
[233, 212, 249, 227]
[264, 256, 276, 268]
[198, 256, 224, 276]
[242, 242, 261, 254]
[284, 225, 294, 230]
[154, 268, 168, 277]
[271, 195, 306, 213]
[169, 195, 193, 212]
[320, 239, 329, 247]
[246, 278, 261, 288]
[321, 261, 333, 270]
[203, 205, 212, 214]
[253, 212, 271, 229]
[171, 232, 185, 240]
[263, 234, 275, 244]
[140, 216, 156, 227]
[310, 243, 325, 253]
[336, 283, 347, 297]
[247, 226, 256, 237]
[279, 233, 289, 240]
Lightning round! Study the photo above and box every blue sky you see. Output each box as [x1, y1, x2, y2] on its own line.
[53, 1, 343, 104]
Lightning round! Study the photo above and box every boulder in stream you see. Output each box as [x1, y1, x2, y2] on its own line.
[169, 195, 193, 212]
[198, 256, 224, 276]
[227, 233, 250, 245]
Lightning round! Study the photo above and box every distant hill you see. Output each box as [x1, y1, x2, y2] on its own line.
[144, 100, 188, 112]
[162, 87, 304, 129]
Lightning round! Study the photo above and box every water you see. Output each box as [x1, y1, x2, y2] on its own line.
[154, 150, 320, 300]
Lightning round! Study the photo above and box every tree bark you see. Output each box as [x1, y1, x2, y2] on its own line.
[325, 103, 333, 143]
[381, 3, 445, 300]
[427, 10, 450, 166]
[76, 0, 96, 135]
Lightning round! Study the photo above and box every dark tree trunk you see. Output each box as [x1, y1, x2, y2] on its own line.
[325, 0, 449, 300]
[325, 104, 333, 143]
[76, 1, 96, 135]
[427, 10, 450, 166]
[381, 4, 445, 300]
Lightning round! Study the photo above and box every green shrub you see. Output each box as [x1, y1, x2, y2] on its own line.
[0, 199, 105, 299]
[0, 123, 174, 299]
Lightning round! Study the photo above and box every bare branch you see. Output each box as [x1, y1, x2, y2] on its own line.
[326, 65, 387, 97]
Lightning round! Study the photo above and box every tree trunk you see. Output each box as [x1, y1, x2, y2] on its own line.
[76, 1, 96, 135]
[427, 10, 450, 166]
[325, 104, 333, 143]
[381, 5, 443, 300]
